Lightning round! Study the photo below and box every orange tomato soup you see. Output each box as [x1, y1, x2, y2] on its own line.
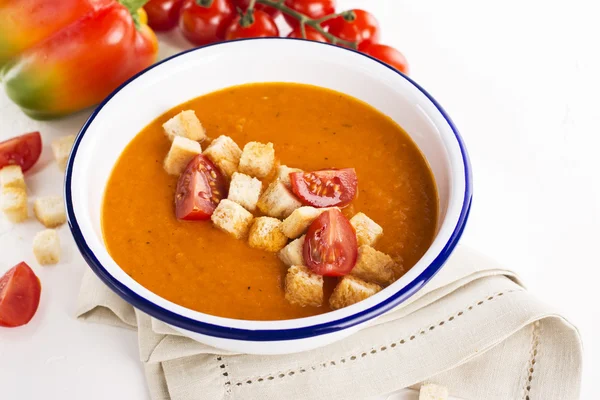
[102, 83, 438, 321]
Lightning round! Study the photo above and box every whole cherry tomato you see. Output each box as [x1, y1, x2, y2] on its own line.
[144, 0, 184, 31]
[179, 0, 236, 45]
[360, 42, 409, 74]
[326, 9, 380, 47]
[283, 0, 336, 29]
[225, 9, 279, 40]
[232, 0, 281, 18]
[287, 26, 328, 42]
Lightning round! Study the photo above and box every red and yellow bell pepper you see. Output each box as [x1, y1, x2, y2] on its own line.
[0, 0, 158, 119]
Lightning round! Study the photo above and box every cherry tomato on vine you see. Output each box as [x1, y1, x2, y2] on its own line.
[225, 9, 279, 40]
[232, 0, 281, 18]
[144, 0, 184, 31]
[287, 26, 328, 42]
[326, 9, 380, 47]
[360, 42, 409, 74]
[179, 0, 236, 45]
[283, 0, 336, 29]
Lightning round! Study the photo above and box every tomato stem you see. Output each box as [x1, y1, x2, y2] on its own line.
[195, 0, 214, 7]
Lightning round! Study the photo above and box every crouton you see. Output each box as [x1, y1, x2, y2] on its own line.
[285, 265, 323, 307]
[248, 217, 288, 252]
[227, 172, 262, 212]
[33, 196, 66, 228]
[329, 275, 381, 310]
[33, 229, 60, 265]
[210, 199, 254, 239]
[279, 235, 306, 266]
[203, 135, 242, 178]
[419, 383, 449, 400]
[276, 165, 303, 187]
[163, 136, 202, 176]
[257, 180, 303, 218]
[51, 135, 76, 171]
[238, 141, 275, 178]
[1, 187, 28, 223]
[162, 110, 207, 142]
[0, 165, 25, 190]
[350, 212, 383, 246]
[280, 206, 328, 239]
[351, 245, 395, 286]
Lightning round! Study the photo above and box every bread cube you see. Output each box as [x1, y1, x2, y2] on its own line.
[33, 229, 60, 265]
[280, 206, 324, 239]
[257, 180, 303, 219]
[350, 212, 383, 246]
[276, 165, 303, 187]
[248, 217, 288, 252]
[285, 265, 323, 307]
[238, 141, 275, 178]
[227, 172, 262, 212]
[1, 187, 28, 223]
[51, 135, 76, 171]
[279, 235, 306, 266]
[33, 196, 66, 228]
[203, 135, 242, 178]
[351, 245, 395, 286]
[0, 165, 25, 190]
[162, 110, 207, 142]
[419, 384, 449, 400]
[210, 199, 254, 239]
[163, 136, 202, 176]
[329, 275, 381, 310]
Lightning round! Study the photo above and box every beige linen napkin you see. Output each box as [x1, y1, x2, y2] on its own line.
[76, 247, 582, 400]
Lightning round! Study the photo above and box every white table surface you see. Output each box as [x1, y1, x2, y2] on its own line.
[1, 0, 598, 399]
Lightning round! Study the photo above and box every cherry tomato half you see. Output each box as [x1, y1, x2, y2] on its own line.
[290, 168, 358, 208]
[326, 9, 379, 47]
[175, 155, 228, 220]
[303, 209, 358, 276]
[283, 0, 336, 30]
[287, 26, 328, 42]
[0, 262, 42, 328]
[360, 42, 409, 75]
[144, 0, 184, 31]
[179, 0, 236, 45]
[0, 131, 42, 172]
[225, 9, 279, 40]
[232, 0, 281, 18]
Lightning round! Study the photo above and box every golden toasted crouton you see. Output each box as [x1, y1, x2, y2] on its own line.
[203, 135, 242, 178]
[238, 141, 275, 178]
[1, 187, 28, 223]
[329, 275, 381, 310]
[419, 383, 449, 400]
[279, 235, 305, 266]
[350, 212, 383, 246]
[163, 136, 202, 176]
[51, 135, 76, 171]
[285, 265, 323, 307]
[33, 196, 66, 228]
[351, 245, 395, 286]
[248, 217, 288, 252]
[162, 110, 207, 142]
[0, 165, 25, 190]
[257, 180, 303, 219]
[280, 206, 326, 239]
[227, 172, 262, 212]
[210, 199, 254, 239]
[33, 229, 60, 265]
[276, 165, 303, 187]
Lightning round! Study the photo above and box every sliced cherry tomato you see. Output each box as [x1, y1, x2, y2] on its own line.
[179, 0, 236, 45]
[359, 42, 409, 75]
[303, 209, 358, 276]
[225, 9, 279, 40]
[283, 0, 336, 29]
[0, 262, 42, 328]
[290, 168, 358, 208]
[0, 131, 42, 172]
[175, 155, 228, 220]
[287, 26, 328, 42]
[326, 9, 379, 47]
[232, 0, 281, 18]
[144, 0, 184, 31]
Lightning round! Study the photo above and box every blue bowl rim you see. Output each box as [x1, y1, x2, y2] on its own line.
[65, 37, 473, 342]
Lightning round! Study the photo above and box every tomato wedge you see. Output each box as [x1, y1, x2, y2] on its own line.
[290, 168, 358, 208]
[175, 155, 227, 220]
[303, 209, 358, 276]
[0, 262, 42, 328]
[0, 131, 42, 172]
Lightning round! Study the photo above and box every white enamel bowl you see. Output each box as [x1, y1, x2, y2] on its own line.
[66, 38, 472, 355]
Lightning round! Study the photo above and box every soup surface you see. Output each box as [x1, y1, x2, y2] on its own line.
[102, 83, 438, 320]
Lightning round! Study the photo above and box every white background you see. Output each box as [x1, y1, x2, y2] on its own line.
[1, 0, 598, 398]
